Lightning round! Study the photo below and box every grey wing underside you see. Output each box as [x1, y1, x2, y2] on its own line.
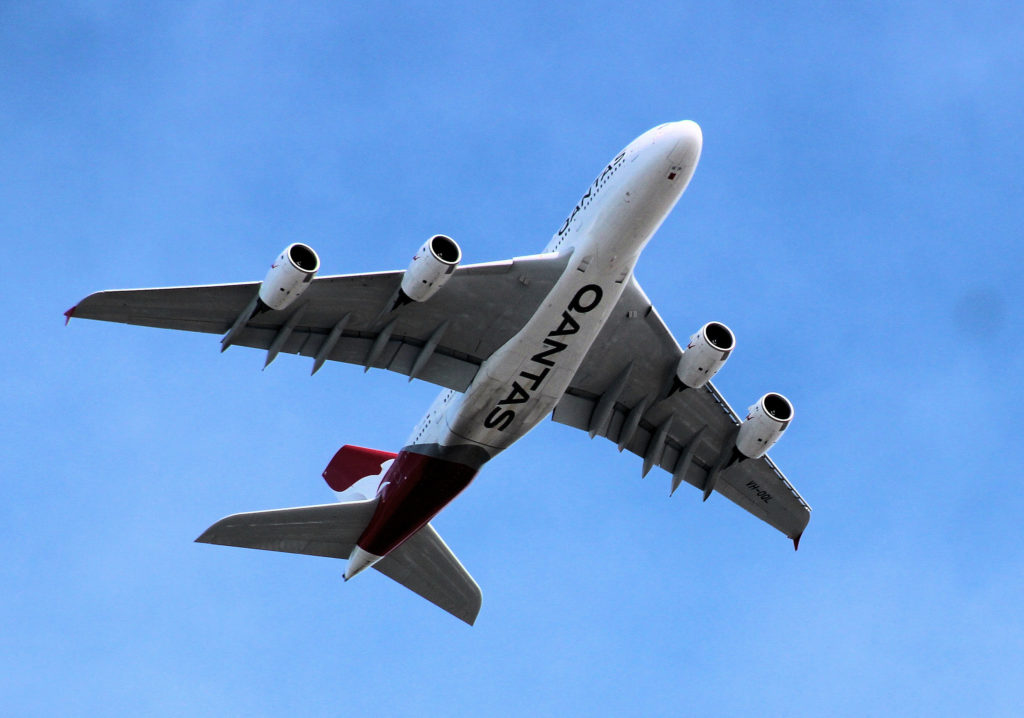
[69, 252, 570, 392]
[552, 277, 811, 544]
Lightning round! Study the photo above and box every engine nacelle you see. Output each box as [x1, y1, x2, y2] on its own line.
[399, 235, 461, 303]
[675, 322, 735, 389]
[258, 243, 320, 312]
[736, 392, 794, 459]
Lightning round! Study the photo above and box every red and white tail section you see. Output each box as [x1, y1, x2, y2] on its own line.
[196, 443, 482, 624]
[322, 445, 396, 501]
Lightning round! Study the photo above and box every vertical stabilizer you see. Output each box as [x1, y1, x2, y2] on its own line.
[322, 445, 397, 501]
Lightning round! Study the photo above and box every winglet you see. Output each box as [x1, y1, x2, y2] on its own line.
[64, 304, 77, 326]
[792, 533, 802, 551]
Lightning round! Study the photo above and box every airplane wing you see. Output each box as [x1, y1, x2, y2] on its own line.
[551, 277, 811, 545]
[67, 253, 570, 392]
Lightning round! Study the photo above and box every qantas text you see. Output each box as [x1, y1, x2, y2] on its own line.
[483, 284, 603, 431]
[556, 151, 627, 238]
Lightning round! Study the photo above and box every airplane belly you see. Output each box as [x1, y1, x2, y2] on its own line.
[443, 362, 576, 451]
[435, 124, 702, 455]
[443, 268, 629, 452]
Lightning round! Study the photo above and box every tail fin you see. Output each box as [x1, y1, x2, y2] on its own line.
[197, 504, 481, 625]
[322, 445, 397, 501]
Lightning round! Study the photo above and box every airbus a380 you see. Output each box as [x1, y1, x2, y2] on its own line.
[68, 121, 810, 624]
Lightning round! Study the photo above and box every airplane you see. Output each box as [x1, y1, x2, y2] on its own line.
[66, 120, 810, 625]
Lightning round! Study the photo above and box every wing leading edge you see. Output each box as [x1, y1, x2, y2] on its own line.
[551, 277, 810, 544]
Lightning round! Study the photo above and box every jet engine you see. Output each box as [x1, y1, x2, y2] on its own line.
[258, 243, 320, 312]
[399, 235, 462, 303]
[736, 392, 794, 459]
[675, 321, 735, 389]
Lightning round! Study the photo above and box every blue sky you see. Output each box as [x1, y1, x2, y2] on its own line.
[3, 2, 1023, 715]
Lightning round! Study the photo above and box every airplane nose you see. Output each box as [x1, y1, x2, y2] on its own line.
[666, 120, 702, 167]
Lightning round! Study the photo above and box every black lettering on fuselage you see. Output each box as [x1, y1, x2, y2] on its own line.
[498, 382, 530, 405]
[519, 366, 550, 391]
[483, 284, 605, 432]
[484, 407, 515, 431]
[549, 311, 580, 337]
[531, 337, 568, 367]
[569, 285, 602, 313]
[556, 152, 628, 238]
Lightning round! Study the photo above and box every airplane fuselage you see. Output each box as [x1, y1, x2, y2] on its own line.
[347, 121, 704, 576]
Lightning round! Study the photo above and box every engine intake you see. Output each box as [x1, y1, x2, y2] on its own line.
[675, 321, 735, 389]
[736, 392, 794, 459]
[399, 235, 462, 303]
[258, 243, 320, 312]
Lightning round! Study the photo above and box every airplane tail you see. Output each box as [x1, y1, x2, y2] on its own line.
[197, 445, 482, 625]
[322, 444, 397, 501]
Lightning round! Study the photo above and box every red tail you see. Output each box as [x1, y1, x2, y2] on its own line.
[322, 445, 397, 492]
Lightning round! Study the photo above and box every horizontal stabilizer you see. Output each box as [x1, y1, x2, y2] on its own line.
[374, 523, 482, 625]
[197, 502, 481, 624]
[196, 499, 379, 558]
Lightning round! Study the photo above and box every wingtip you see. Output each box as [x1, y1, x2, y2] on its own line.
[458, 597, 482, 626]
[64, 304, 77, 326]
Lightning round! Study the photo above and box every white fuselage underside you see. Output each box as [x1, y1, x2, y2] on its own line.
[408, 121, 704, 457]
